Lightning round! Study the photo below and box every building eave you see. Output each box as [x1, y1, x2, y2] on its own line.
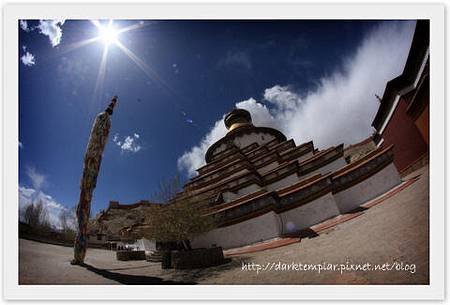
[205, 125, 287, 163]
[372, 20, 429, 132]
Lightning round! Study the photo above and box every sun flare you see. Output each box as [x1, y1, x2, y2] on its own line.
[98, 22, 119, 46]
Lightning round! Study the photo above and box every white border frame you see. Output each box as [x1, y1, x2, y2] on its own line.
[3, 3, 445, 300]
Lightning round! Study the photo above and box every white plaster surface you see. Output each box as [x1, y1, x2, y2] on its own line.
[266, 173, 299, 191]
[221, 168, 249, 183]
[333, 163, 401, 213]
[199, 168, 249, 184]
[140, 238, 156, 253]
[127, 238, 157, 253]
[257, 161, 280, 175]
[87, 235, 106, 245]
[209, 132, 275, 159]
[190, 211, 281, 249]
[233, 132, 275, 149]
[212, 143, 228, 156]
[222, 183, 261, 202]
[298, 157, 347, 180]
[320, 157, 347, 174]
[279, 192, 340, 234]
[315, 157, 347, 175]
[189, 163, 401, 248]
[295, 151, 314, 164]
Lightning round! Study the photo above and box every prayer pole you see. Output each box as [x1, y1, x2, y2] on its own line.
[71, 96, 118, 265]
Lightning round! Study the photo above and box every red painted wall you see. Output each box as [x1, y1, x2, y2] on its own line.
[415, 105, 429, 145]
[381, 97, 428, 172]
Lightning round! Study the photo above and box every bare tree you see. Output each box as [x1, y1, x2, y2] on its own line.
[59, 208, 74, 231]
[140, 200, 215, 250]
[59, 209, 68, 230]
[23, 200, 49, 229]
[150, 175, 183, 203]
[59, 207, 77, 241]
[141, 175, 215, 250]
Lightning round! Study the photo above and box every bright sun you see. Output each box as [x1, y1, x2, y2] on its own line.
[98, 23, 119, 45]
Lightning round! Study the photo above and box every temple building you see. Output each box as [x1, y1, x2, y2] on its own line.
[175, 108, 403, 249]
[92, 22, 432, 251]
[372, 20, 429, 174]
[93, 107, 404, 251]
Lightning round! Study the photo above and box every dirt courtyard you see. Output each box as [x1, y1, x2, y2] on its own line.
[19, 166, 429, 285]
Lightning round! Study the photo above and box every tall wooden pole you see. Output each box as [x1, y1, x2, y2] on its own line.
[71, 96, 118, 265]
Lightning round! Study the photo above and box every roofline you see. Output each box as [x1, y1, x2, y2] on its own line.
[208, 144, 395, 227]
[205, 125, 287, 163]
[372, 20, 429, 130]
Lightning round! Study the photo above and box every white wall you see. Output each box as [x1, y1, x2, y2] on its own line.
[210, 132, 275, 160]
[279, 192, 340, 234]
[233, 132, 275, 149]
[319, 157, 347, 174]
[266, 173, 299, 191]
[295, 151, 314, 164]
[191, 211, 281, 249]
[212, 143, 228, 156]
[118, 238, 156, 253]
[222, 184, 261, 202]
[209, 168, 250, 185]
[333, 163, 401, 213]
[299, 157, 347, 180]
[256, 161, 280, 175]
[139, 238, 157, 253]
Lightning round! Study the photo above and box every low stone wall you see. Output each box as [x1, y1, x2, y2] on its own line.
[191, 211, 281, 249]
[279, 192, 340, 234]
[316, 157, 347, 176]
[171, 247, 225, 269]
[192, 149, 401, 250]
[333, 163, 401, 213]
[116, 250, 146, 261]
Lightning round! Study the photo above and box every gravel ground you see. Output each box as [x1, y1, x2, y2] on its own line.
[19, 166, 429, 285]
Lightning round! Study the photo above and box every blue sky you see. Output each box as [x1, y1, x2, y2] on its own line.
[18, 20, 416, 227]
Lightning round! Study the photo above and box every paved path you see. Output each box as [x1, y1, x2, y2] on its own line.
[19, 166, 429, 285]
[19, 239, 195, 284]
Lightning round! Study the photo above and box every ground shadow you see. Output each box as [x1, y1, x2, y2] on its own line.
[79, 263, 197, 285]
[298, 228, 320, 239]
[347, 206, 368, 213]
[163, 257, 246, 283]
[107, 265, 153, 272]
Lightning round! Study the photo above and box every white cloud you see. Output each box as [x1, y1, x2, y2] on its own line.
[113, 133, 142, 153]
[37, 19, 65, 47]
[236, 98, 279, 128]
[263, 85, 302, 111]
[121, 136, 141, 153]
[20, 20, 29, 32]
[25, 166, 46, 190]
[21, 52, 36, 66]
[178, 21, 416, 176]
[177, 117, 228, 175]
[19, 185, 72, 229]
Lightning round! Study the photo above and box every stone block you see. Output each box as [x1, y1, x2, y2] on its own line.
[116, 250, 146, 261]
[170, 247, 225, 269]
